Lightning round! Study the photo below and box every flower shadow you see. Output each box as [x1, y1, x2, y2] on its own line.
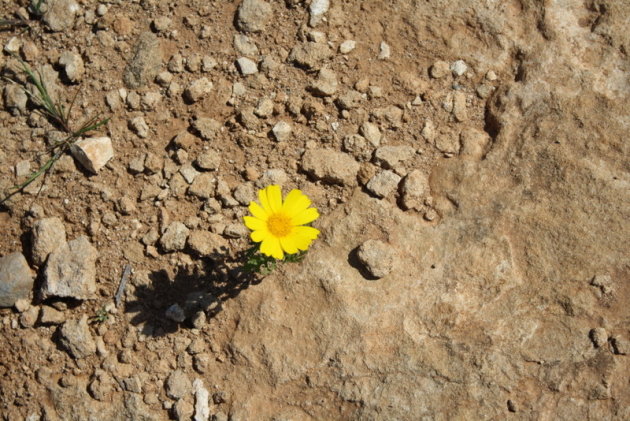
[124, 247, 263, 337]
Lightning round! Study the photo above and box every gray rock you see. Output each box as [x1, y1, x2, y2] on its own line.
[233, 183, 255, 205]
[32, 217, 67, 266]
[236, 57, 258, 76]
[233, 34, 259, 56]
[373, 145, 415, 169]
[435, 133, 460, 155]
[378, 41, 391, 60]
[14, 298, 30, 313]
[336, 90, 363, 110]
[0, 253, 34, 308]
[70, 137, 114, 174]
[41, 236, 98, 300]
[123, 32, 162, 89]
[180, 165, 200, 184]
[272, 121, 292, 142]
[185, 78, 213, 103]
[453, 91, 468, 122]
[165, 303, 186, 323]
[310, 67, 338, 96]
[339, 40, 356, 54]
[343, 134, 374, 162]
[450, 60, 468, 76]
[192, 118, 221, 142]
[301, 149, 360, 186]
[236, 0, 272, 33]
[43, 0, 79, 32]
[366, 170, 402, 198]
[58, 315, 96, 359]
[357, 239, 396, 278]
[401, 170, 430, 211]
[289, 42, 334, 70]
[166, 370, 192, 399]
[160, 222, 190, 252]
[59, 51, 84, 82]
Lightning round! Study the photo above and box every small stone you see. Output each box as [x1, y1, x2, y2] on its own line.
[142, 92, 161, 110]
[233, 34, 259, 56]
[450, 60, 468, 76]
[165, 370, 192, 399]
[301, 149, 360, 186]
[14, 298, 30, 313]
[168, 54, 185, 73]
[4, 85, 28, 115]
[373, 145, 415, 169]
[42, 0, 79, 32]
[59, 315, 96, 359]
[401, 170, 430, 211]
[589, 328, 608, 348]
[96, 4, 107, 16]
[366, 170, 401, 198]
[180, 165, 200, 184]
[507, 400, 518, 413]
[342, 134, 373, 161]
[272, 121, 292, 142]
[20, 41, 39, 61]
[435, 133, 460, 155]
[165, 303, 186, 323]
[58, 51, 84, 82]
[156, 71, 173, 86]
[117, 197, 137, 215]
[421, 120, 436, 143]
[152, 16, 171, 32]
[191, 311, 207, 329]
[201, 56, 217, 72]
[15, 160, 31, 177]
[187, 231, 228, 256]
[173, 399, 194, 421]
[308, 0, 329, 26]
[430, 60, 450, 79]
[188, 173, 217, 199]
[611, 336, 629, 355]
[233, 183, 255, 205]
[19, 306, 39, 328]
[356, 239, 395, 278]
[310, 67, 338, 97]
[359, 122, 382, 147]
[236, 0, 272, 33]
[128, 154, 146, 174]
[192, 118, 221, 141]
[129, 117, 149, 138]
[289, 42, 333, 70]
[187, 55, 202, 72]
[195, 151, 221, 171]
[160, 222, 190, 252]
[378, 41, 391, 60]
[123, 32, 162, 89]
[339, 40, 356, 54]
[39, 306, 65, 325]
[41, 236, 98, 300]
[259, 169, 288, 186]
[486, 70, 498, 81]
[452, 91, 468, 122]
[4, 37, 22, 54]
[476, 84, 494, 99]
[193, 379, 210, 421]
[254, 98, 274, 118]
[371, 105, 403, 129]
[336, 90, 363, 110]
[460, 128, 490, 160]
[70, 137, 114, 174]
[236, 57, 258, 76]
[223, 224, 249, 239]
[0, 253, 34, 308]
[591, 274, 614, 295]
[424, 209, 438, 221]
[185, 78, 213, 103]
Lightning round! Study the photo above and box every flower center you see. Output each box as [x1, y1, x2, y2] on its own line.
[267, 213, 292, 237]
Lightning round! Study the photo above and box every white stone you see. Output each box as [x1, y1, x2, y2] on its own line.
[378, 41, 391, 60]
[309, 0, 330, 26]
[450, 60, 468, 76]
[193, 379, 210, 421]
[339, 40, 356, 54]
[236, 57, 258, 75]
[4, 37, 22, 54]
[272, 121, 292, 142]
[15, 160, 31, 177]
[70, 137, 114, 174]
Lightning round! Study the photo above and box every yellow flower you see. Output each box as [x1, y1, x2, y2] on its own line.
[243, 185, 320, 260]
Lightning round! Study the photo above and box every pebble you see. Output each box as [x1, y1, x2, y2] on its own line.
[310, 67, 338, 97]
[359, 122, 382, 147]
[301, 149, 360, 186]
[342, 134, 373, 161]
[192, 118, 221, 141]
[41, 236, 98, 300]
[165, 370, 192, 399]
[259, 168, 288, 186]
[19, 306, 39, 328]
[373, 145, 415, 169]
[187, 231, 228, 256]
[123, 32, 161, 89]
[42, 0, 79, 32]
[223, 224, 249, 239]
[236, 0, 272, 33]
[152, 16, 171, 32]
[202, 56, 217, 72]
[336, 90, 363, 111]
[165, 303, 186, 323]
[188, 173, 217, 199]
[272, 121, 292, 142]
[40, 306, 66, 325]
[339, 40, 356, 54]
[476, 84, 494, 99]
[233, 183, 255, 205]
[254, 98, 274, 118]
[236, 57, 258, 76]
[357, 239, 395, 278]
[591, 274, 614, 295]
[611, 336, 629, 355]
[195, 151, 221, 171]
[435, 133, 460, 156]
[58, 51, 84, 82]
[421, 120, 436, 143]
[14, 160, 30, 177]
[366, 170, 401, 198]
[589, 328, 608, 348]
[486, 70, 498, 81]
[0, 253, 34, 308]
[70, 136, 114, 174]
[129, 117, 149, 138]
[179, 165, 200, 184]
[174, 399, 194, 421]
[193, 379, 210, 421]
[160, 222, 190, 252]
[58, 315, 96, 359]
[430, 60, 450, 79]
[233, 34, 259, 56]
[400, 170, 430, 211]
[450, 60, 468, 76]
[452, 91, 468, 122]
[185, 78, 214, 103]
[308, 0, 330, 26]
[168, 54, 185, 73]
[460, 128, 490, 160]
[371, 105, 403, 128]
[21, 41, 39, 61]
[117, 197, 136, 215]
[289, 42, 334, 70]
[4, 37, 21, 54]
[14, 298, 30, 313]
[378, 41, 391, 60]
[4, 85, 28, 115]
[31, 217, 67, 266]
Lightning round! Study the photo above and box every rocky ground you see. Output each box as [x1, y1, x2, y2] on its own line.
[0, 0, 629, 420]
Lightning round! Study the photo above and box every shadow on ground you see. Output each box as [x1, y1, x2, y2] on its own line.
[124, 247, 263, 337]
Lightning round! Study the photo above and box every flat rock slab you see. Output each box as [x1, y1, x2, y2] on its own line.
[0, 253, 34, 307]
[58, 315, 96, 359]
[123, 32, 162, 89]
[41, 236, 98, 300]
[70, 137, 114, 174]
[31, 217, 67, 266]
[301, 148, 360, 186]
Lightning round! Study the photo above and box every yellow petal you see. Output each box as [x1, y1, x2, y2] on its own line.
[282, 189, 311, 216]
[249, 202, 268, 220]
[244, 216, 266, 231]
[251, 230, 267, 242]
[291, 207, 319, 226]
[258, 187, 272, 213]
[279, 236, 299, 255]
[266, 185, 283, 213]
[293, 226, 320, 240]
[260, 237, 283, 259]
